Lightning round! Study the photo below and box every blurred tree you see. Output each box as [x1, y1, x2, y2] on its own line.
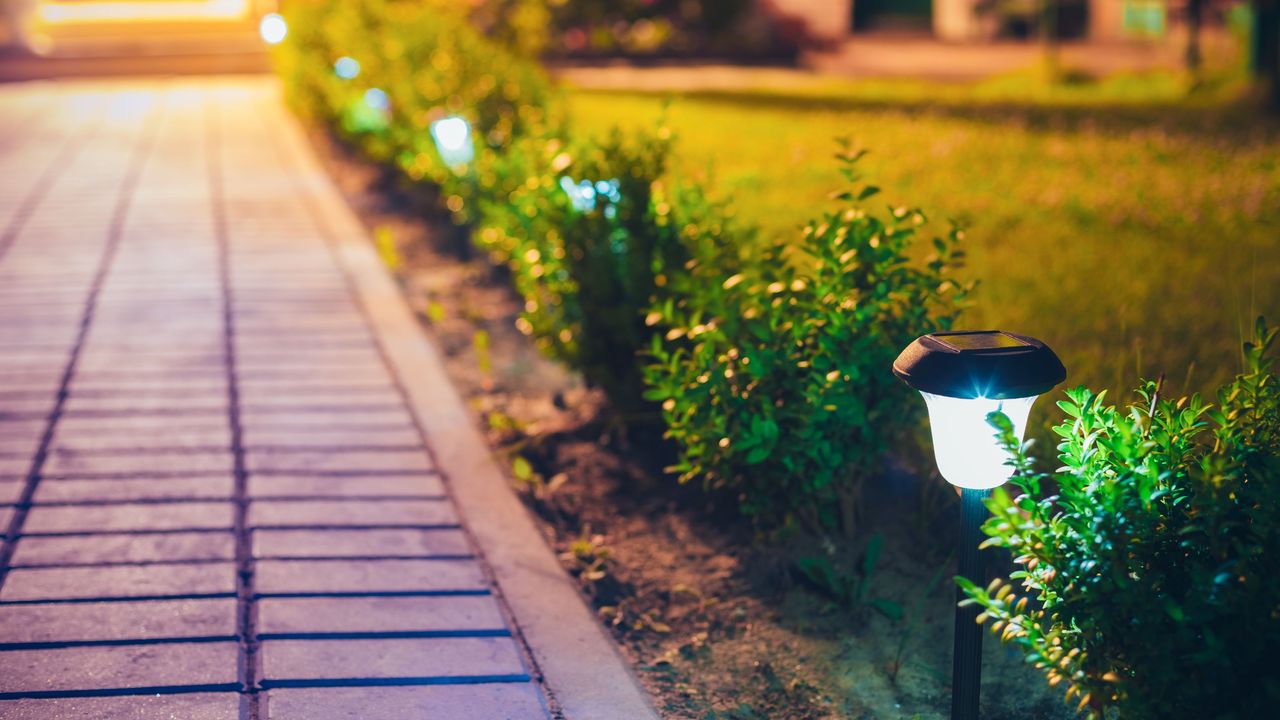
[1041, 0, 1060, 81]
[1186, 0, 1205, 75]
[1254, 1, 1280, 107]
[463, 0, 553, 57]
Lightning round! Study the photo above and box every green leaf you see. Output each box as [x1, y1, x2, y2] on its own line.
[511, 456, 533, 481]
[870, 598, 904, 621]
[862, 534, 884, 577]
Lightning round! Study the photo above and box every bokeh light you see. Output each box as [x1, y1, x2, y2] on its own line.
[259, 13, 287, 45]
[334, 56, 361, 80]
[363, 88, 390, 113]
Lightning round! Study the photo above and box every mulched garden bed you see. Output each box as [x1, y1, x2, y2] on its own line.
[308, 129, 1073, 720]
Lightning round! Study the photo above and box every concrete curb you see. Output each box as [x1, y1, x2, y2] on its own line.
[271, 91, 660, 720]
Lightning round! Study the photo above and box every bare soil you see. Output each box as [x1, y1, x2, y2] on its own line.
[309, 131, 1075, 720]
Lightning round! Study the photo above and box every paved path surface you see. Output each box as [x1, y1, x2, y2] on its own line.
[0, 78, 654, 720]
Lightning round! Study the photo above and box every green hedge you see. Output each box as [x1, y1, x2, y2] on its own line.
[275, 0, 968, 536]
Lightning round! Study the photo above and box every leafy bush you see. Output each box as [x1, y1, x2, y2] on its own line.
[961, 319, 1280, 718]
[474, 125, 746, 416]
[644, 145, 971, 537]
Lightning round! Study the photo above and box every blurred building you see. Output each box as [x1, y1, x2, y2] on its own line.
[4, 0, 275, 56]
[769, 0, 1218, 43]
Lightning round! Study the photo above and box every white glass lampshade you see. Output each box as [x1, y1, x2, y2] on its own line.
[429, 116, 474, 168]
[920, 392, 1037, 489]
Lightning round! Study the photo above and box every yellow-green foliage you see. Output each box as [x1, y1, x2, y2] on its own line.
[277, 0, 557, 191]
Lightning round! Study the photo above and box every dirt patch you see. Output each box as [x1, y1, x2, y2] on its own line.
[309, 131, 1074, 720]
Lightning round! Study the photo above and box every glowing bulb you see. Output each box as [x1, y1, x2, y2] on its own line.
[334, 56, 360, 80]
[919, 393, 1036, 489]
[559, 176, 623, 213]
[429, 116, 474, 169]
[259, 13, 287, 45]
[431, 116, 469, 151]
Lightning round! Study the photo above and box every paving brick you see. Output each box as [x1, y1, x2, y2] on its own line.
[264, 684, 548, 720]
[69, 378, 227, 394]
[246, 449, 432, 474]
[260, 637, 527, 682]
[236, 348, 380, 363]
[42, 450, 233, 477]
[0, 436, 41, 456]
[74, 352, 225, 374]
[0, 693, 241, 720]
[242, 389, 404, 409]
[0, 481, 24, 504]
[61, 394, 228, 414]
[255, 559, 488, 595]
[242, 425, 424, 448]
[248, 499, 456, 528]
[0, 420, 46, 439]
[0, 562, 237, 601]
[34, 476, 235, 503]
[0, 456, 32, 475]
[240, 408, 414, 428]
[51, 421, 231, 452]
[253, 528, 471, 559]
[0, 643, 239, 693]
[249, 473, 445, 499]
[21, 501, 232, 534]
[0, 598, 236, 643]
[10, 531, 235, 566]
[258, 595, 505, 635]
[1, 504, 13, 529]
[0, 396, 57, 415]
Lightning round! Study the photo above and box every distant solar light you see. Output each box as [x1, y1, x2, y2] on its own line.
[259, 13, 288, 45]
[334, 56, 361, 80]
[429, 115, 474, 169]
[559, 177, 620, 213]
[363, 88, 390, 113]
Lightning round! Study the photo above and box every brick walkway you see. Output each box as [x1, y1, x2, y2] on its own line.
[0, 79, 649, 719]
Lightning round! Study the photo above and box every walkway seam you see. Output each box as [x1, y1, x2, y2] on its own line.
[206, 82, 260, 720]
[269, 93, 660, 720]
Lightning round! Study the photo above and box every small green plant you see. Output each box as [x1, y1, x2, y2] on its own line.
[560, 528, 613, 597]
[960, 318, 1280, 718]
[374, 225, 401, 271]
[645, 143, 971, 537]
[795, 534, 903, 620]
[886, 559, 949, 685]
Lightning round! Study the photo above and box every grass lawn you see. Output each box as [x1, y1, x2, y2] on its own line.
[567, 79, 1279, 410]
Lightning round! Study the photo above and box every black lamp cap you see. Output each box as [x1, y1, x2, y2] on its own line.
[893, 330, 1066, 400]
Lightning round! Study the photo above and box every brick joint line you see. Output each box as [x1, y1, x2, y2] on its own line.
[257, 675, 533, 690]
[209, 90, 262, 717]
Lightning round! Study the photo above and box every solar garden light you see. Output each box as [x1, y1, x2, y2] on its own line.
[892, 331, 1065, 720]
[429, 115, 474, 171]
